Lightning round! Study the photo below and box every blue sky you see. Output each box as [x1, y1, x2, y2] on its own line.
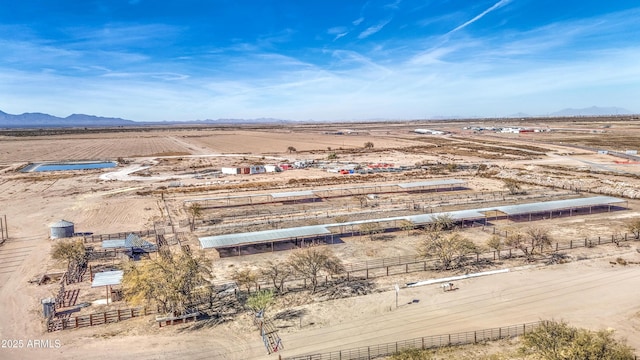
[1, 1, 639, 121]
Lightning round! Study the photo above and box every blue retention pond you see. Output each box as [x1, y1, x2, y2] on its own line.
[21, 161, 117, 172]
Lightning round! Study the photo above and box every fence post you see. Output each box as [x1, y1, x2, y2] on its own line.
[598, 236, 601, 245]
[570, 240, 572, 249]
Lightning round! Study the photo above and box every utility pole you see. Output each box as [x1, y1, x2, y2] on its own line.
[394, 283, 399, 309]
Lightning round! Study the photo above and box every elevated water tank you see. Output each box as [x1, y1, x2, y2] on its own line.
[50, 220, 74, 239]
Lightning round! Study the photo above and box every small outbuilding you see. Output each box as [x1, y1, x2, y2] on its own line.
[50, 220, 75, 239]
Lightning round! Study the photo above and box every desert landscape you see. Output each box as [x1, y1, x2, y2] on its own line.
[1, 117, 640, 360]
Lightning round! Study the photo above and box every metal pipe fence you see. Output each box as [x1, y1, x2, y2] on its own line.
[282, 321, 542, 360]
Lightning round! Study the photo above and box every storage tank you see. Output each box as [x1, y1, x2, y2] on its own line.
[50, 220, 75, 239]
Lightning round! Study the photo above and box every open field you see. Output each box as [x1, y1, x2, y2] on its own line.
[1, 117, 640, 359]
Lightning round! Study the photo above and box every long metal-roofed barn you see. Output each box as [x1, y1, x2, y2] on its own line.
[198, 196, 626, 256]
[50, 220, 75, 239]
[199, 226, 333, 255]
[185, 179, 467, 208]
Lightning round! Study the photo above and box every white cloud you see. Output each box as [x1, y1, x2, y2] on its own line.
[447, 0, 512, 35]
[352, 17, 364, 26]
[328, 26, 349, 40]
[358, 19, 392, 39]
[2, 6, 640, 120]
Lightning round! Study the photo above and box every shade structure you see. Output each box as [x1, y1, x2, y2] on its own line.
[91, 270, 124, 288]
[270, 190, 316, 199]
[101, 234, 156, 251]
[397, 179, 466, 189]
[199, 225, 332, 249]
[197, 196, 626, 252]
[492, 196, 625, 216]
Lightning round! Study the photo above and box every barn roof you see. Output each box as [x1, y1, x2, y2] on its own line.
[197, 196, 625, 250]
[199, 225, 331, 249]
[101, 234, 156, 250]
[270, 190, 316, 199]
[491, 196, 625, 215]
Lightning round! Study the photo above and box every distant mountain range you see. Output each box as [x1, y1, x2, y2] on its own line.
[0, 110, 295, 128]
[0, 110, 136, 128]
[510, 106, 634, 118]
[549, 106, 633, 117]
[0, 106, 636, 129]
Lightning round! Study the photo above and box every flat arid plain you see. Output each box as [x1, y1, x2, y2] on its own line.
[1, 117, 640, 360]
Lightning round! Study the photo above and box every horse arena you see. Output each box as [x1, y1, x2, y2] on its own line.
[1, 118, 640, 359]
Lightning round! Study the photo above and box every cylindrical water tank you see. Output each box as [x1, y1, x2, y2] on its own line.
[50, 220, 75, 239]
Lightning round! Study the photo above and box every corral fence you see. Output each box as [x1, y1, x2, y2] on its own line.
[247, 231, 639, 294]
[282, 321, 542, 360]
[47, 307, 154, 332]
[194, 189, 576, 232]
[82, 229, 156, 243]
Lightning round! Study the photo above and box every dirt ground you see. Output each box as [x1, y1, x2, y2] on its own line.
[1, 118, 640, 359]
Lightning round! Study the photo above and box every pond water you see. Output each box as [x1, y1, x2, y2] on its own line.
[21, 161, 117, 172]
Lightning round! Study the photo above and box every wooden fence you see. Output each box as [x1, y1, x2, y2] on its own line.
[47, 307, 153, 332]
[282, 321, 542, 360]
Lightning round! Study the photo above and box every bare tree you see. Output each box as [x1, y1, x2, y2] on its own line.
[429, 213, 456, 232]
[506, 227, 552, 261]
[418, 230, 476, 270]
[503, 178, 525, 195]
[261, 261, 293, 293]
[232, 268, 259, 293]
[486, 234, 503, 259]
[359, 222, 383, 241]
[355, 195, 368, 208]
[288, 247, 344, 293]
[625, 218, 640, 239]
[364, 141, 374, 149]
[186, 202, 203, 231]
[287, 146, 297, 153]
[399, 220, 416, 236]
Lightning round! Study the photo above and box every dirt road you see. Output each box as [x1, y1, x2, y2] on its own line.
[6, 257, 635, 360]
